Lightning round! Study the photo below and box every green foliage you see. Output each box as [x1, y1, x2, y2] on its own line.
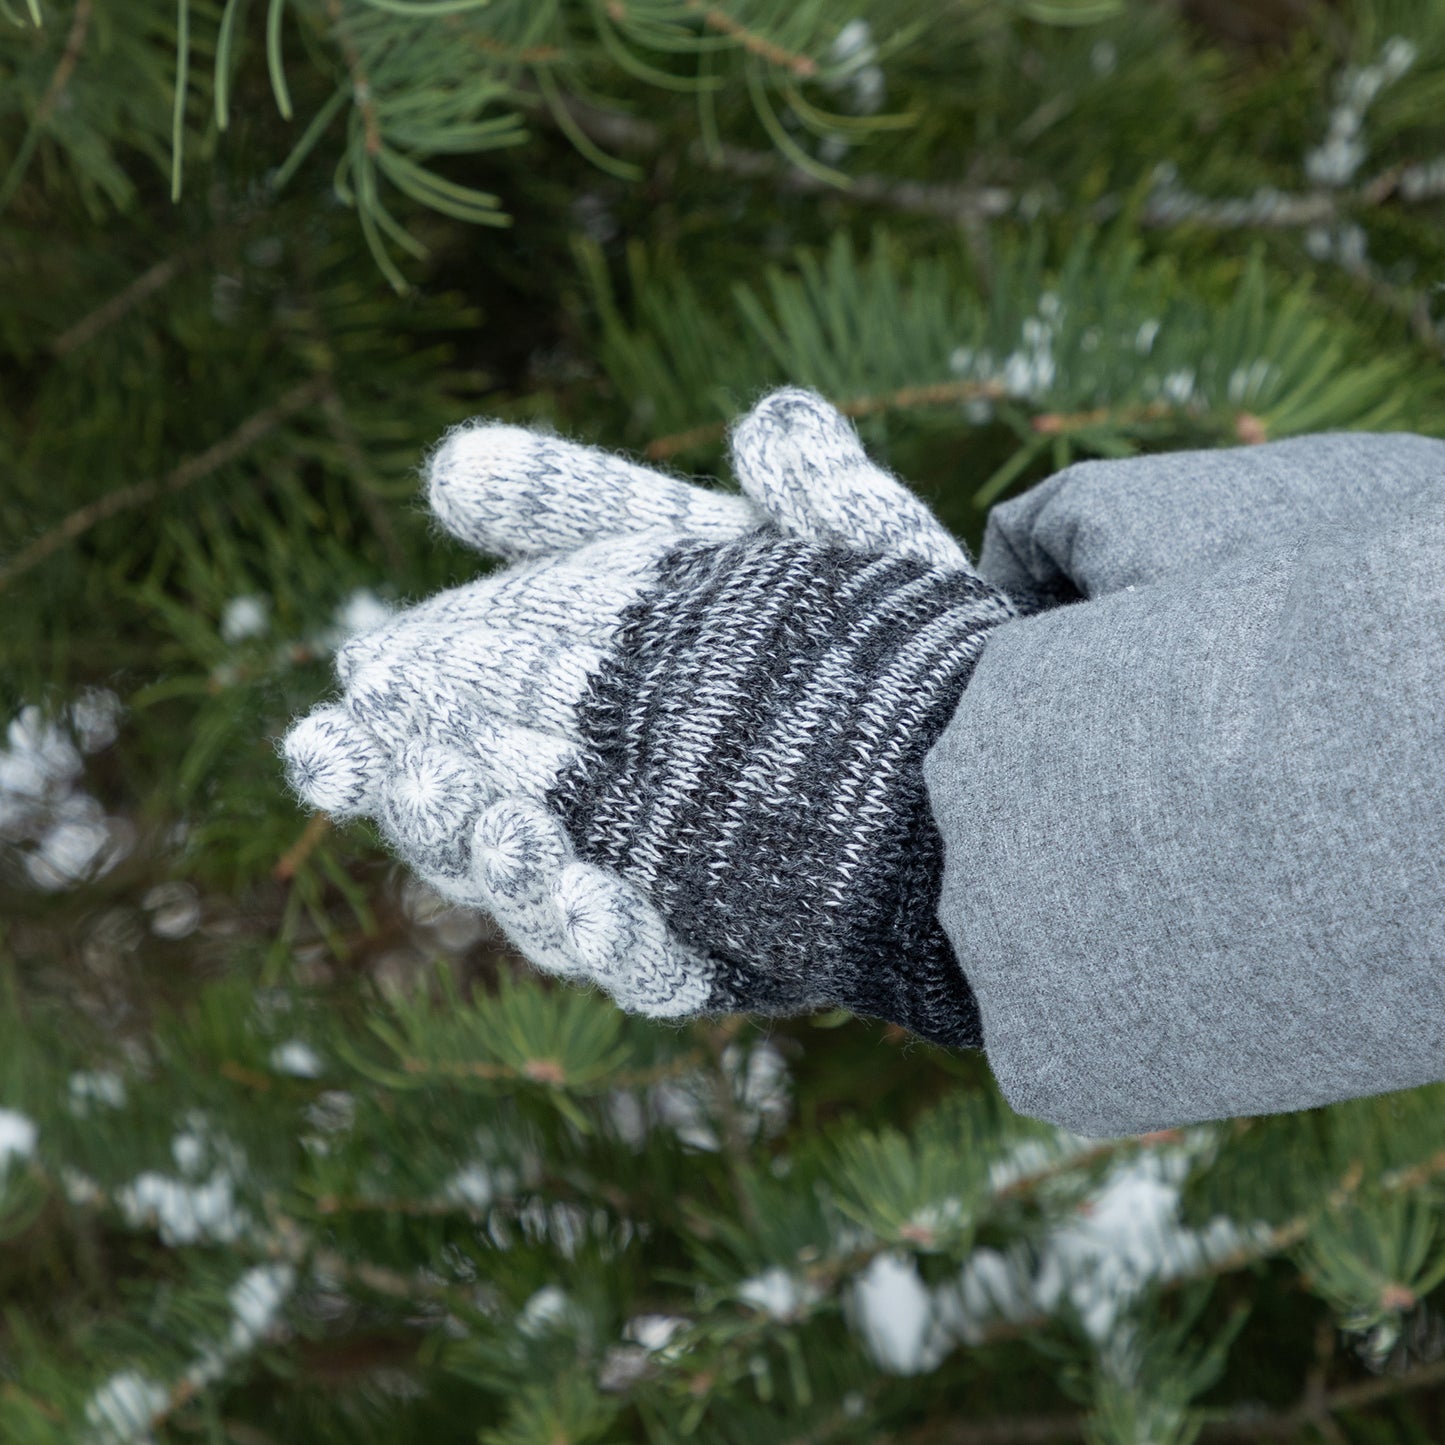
[6, 0, 1117, 290]
[3, 0, 1445, 1441]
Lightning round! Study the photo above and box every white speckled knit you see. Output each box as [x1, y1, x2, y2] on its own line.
[282, 389, 1017, 1044]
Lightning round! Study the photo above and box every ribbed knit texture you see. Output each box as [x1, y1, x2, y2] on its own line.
[548, 532, 1018, 1049]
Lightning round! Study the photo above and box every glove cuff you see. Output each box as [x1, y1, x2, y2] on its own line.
[549, 532, 1015, 1049]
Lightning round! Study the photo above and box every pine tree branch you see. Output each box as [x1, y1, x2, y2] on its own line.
[49, 241, 211, 358]
[32, 0, 91, 130]
[545, 94, 1441, 241]
[397, 1044, 707, 1089]
[644, 379, 1010, 458]
[1030, 401, 1176, 435]
[544, 92, 1012, 221]
[0, 0, 92, 212]
[893, 1355, 1445, 1445]
[327, 0, 381, 156]
[675, 1143, 1445, 1427]
[649, 394, 1268, 465]
[459, 30, 563, 64]
[0, 375, 329, 591]
[273, 815, 332, 883]
[682, 0, 817, 76]
[309, 1161, 634, 1219]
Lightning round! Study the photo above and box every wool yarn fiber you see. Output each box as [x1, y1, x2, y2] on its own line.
[283, 389, 1019, 1046]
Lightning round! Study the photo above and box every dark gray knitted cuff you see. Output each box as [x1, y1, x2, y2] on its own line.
[547, 530, 1018, 1050]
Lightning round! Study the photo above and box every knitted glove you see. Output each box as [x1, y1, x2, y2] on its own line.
[282, 389, 1019, 1049]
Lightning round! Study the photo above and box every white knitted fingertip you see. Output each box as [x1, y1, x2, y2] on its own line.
[550, 862, 715, 1017]
[281, 704, 384, 816]
[730, 387, 970, 570]
[425, 420, 760, 560]
[379, 743, 489, 882]
[471, 799, 592, 981]
[475, 798, 569, 904]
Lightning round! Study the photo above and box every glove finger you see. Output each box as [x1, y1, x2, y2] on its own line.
[550, 861, 718, 1018]
[380, 792, 591, 983]
[348, 632, 600, 746]
[729, 387, 970, 570]
[335, 531, 672, 692]
[378, 742, 489, 885]
[351, 683, 574, 808]
[476, 799, 714, 1010]
[425, 419, 759, 560]
[472, 799, 594, 981]
[281, 704, 385, 816]
[338, 529, 688, 745]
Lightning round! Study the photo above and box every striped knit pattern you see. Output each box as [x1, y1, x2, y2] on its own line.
[548, 531, 1019, 1049]
[284, 385, 1021, 1041]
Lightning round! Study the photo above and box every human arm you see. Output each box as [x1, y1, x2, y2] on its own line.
[929, 442, 1445, 1135]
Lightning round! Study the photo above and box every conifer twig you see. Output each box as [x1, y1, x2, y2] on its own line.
[682, 1, 817, 76]
[645, 379, 1009, 458]
[48, 236, 227, 357]
[1031, 401, 1178, 434]
[895, 1355, 1445, 1444]
[32, 0, 91, 125]
[327, 0, 382, 156]
[0, 376, 329, 591]
[274, 815, 333, 883]
[397, 1044, 707, 1089]
[0, 0, 92, 211]
[546, 93, 1443, 262]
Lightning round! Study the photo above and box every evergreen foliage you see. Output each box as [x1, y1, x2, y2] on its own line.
[3, 0, 1445, 1440]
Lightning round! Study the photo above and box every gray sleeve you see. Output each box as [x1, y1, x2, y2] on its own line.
[926, 439, 1445, 1138]
[977, 431, 1445, 604]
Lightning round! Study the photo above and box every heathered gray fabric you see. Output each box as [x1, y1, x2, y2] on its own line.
[927, 433, 1445, 1138]
[977, 431, 1445, 603]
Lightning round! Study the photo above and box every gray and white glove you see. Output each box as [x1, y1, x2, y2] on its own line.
[282, 388, 1019, 1049]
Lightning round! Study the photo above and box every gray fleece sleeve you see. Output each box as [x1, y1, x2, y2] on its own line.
[924, 433, 1445, 1138]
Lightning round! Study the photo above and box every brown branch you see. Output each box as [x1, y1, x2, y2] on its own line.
[220, 1060, 276, 1091]
[0, 375, 329, 591]
[0, 0, 93, 210]
[645, 379, 1008, 459]
[51, 219, 263, 358]
[900, 1412, 1084, 1444]
[51, 252, 189, 358]
[1300, 1316, 1350, 1445]
[1382, 1144, 1445, 1193]
[683, 1, 816, 76]
[0, 1382, 63, 1422]
[898, 1353, 1445, 1445]
[310, 1167, 629, 1221]
[545, 94, 1441, 254]
[399, 1043, 707, 1090]
[1032, 401, 1178, 435]
[543, 94, 1011, 223]
[470, 36, 563, 62]
[32, 0, 92, 132]
[274, 814, 333, 883]
[444, 16, 563, 65]
[327, 0, 382, 155]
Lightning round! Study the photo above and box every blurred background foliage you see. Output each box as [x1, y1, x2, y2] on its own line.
[2, 0, 1445, 1441]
